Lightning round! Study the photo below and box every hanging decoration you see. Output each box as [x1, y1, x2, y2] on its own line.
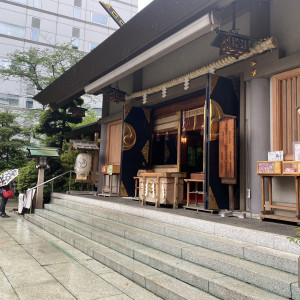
[127, 37, 277, 101]
[181, 110, 187, 144]
[184, 76, 189, 90]
[152, 182, 155, 198]
[162, 86, 167, 98]
[142, 94, 147, 104]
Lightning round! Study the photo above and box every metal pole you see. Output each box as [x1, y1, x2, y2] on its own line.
[204, 73, 211, 210]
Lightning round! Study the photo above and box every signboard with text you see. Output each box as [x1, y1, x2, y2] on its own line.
[219, 117, 236, 181]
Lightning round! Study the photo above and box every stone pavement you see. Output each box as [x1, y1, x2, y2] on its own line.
[0, 200, 161, 300]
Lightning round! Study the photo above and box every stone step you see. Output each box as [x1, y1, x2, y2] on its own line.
[51, 193, 300, 256]
[34, 208, 297, 298]
[50, 197, 298, 275]
[25, 213, 288, 300]
[14, 218, 163, 300]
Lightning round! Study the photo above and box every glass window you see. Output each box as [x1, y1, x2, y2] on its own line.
[11, 0, 26, 4]
[26, 99, 33, 109]
[31, 28, 39, 41]
[0, 59, 11, 69]
[0, 22, 25, 38]
[33, 0, 41, 8]
[74, 7, 80, 19]
[89, 43, 99, 51]
[91, 12, 108, 25]
[91, 107, 102, 117]
[0, 93, 19, 107]
[72, 38, 79, 49]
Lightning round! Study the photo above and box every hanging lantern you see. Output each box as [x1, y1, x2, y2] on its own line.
[181, 128, 187, 144]
[220, 32, 249, 59]
[165, 131, 169, 142]
[155, 133, 160, 142]
[181, 111, 187, 144]
[211, 2, 250, 59]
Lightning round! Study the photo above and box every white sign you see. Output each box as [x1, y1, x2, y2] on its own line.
[268, 151, 283, 161]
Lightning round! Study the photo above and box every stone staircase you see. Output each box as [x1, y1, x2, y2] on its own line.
[24, 192, 300, 300]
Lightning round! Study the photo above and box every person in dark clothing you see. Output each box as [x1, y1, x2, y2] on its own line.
[1, 184, 10, 218]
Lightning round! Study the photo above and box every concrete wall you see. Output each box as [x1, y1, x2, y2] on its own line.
[271, 0, 300, 56]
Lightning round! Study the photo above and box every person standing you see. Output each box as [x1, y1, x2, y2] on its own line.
[1, 184, 11, 218]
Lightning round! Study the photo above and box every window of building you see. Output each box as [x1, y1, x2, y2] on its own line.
[33, 0, 41, 8]
[26, 84, 35, 96]
[74, 0, 82, 7]
[26, 99, 33, 109]
[72, 27, 80, 38]
[74, 7, 81, 19]
[89, 43, 99, 51]
[32, 17, 40, 29]
[92, 107, 102, 117]
[31, 28, 39, 41]
[0, 58, 11, 69]
[91, 12, 108, 25]
[11, 0, 27, 4]
[0, 22, 25, 38]
[72, 38, 79, 49]
[0, 93, 19, 107]
[272, 68, 300, 159]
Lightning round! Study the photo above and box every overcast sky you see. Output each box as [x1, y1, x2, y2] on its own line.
[138, 0, 153, 11]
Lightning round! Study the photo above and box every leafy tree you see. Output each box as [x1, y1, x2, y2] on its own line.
[0, 43, 99, 196]
[16, 160, 38, 193]
[0, 43, 91, 151]
[0, 111, 29, 172]
[0, 43, 85, 95]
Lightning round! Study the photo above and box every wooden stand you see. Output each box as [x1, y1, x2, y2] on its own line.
[184, 179, 204, 207]
[132, 177, 140, 200]
[99, 173, 120, 197]
[260, 174, 300, 224]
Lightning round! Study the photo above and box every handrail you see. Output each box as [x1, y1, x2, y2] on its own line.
[27, 171, 75, 192]
[27, 171, 75, 214]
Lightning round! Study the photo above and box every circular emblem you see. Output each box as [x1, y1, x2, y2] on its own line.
[123, 123, 136, 151]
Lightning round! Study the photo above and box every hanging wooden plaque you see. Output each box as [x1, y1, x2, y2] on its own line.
[219, 116, 236, 181]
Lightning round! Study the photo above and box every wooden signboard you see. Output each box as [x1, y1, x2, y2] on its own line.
[219, 117, 236, 182]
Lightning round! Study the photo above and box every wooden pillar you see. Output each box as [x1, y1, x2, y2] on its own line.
[261, 176, 265, 213]
[296, 176, 300, 219]
[228, 184, 234, 211]
[92, 132, 99, 186]
[35, 168, 45, 209]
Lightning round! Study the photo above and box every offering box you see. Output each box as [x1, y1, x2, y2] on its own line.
[282, 161, 300, 175]
[257, 161, 282, 175]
